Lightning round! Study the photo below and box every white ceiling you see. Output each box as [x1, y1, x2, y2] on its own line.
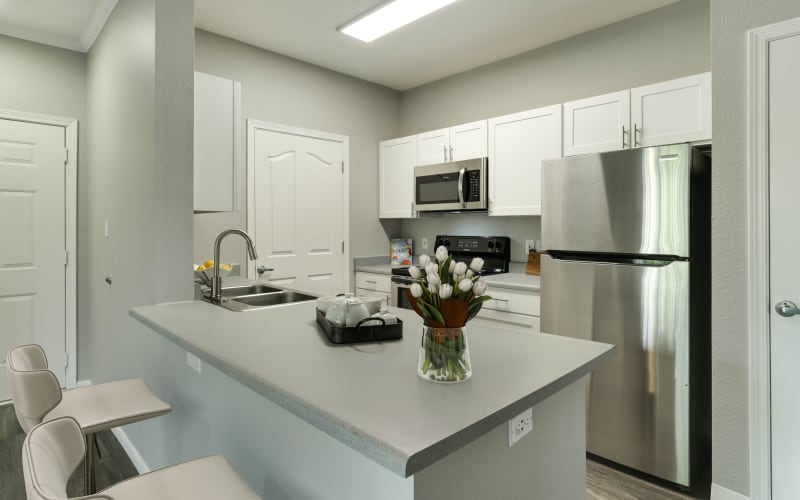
[0, 0, 678, 90]
[0, 0, 117, 52]
[195, 0, 679, 91]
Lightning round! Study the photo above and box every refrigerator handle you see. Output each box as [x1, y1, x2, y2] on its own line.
[546, 252, 682, 267]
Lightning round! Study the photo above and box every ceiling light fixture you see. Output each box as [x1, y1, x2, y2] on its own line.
[338, 0, 459, 43]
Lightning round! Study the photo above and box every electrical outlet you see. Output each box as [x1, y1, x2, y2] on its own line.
[422, 237, 429, 250]
[187, 352, 202, 374]
[508, 408, 533, 446]
[525, 240, 536, 252]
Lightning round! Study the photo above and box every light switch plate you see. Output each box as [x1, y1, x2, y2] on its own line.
[422, 237, 429, 250]
[187, 352, 202, 373]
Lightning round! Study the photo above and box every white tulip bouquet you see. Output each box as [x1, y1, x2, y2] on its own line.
[406, 246, 491, 328]
[407, 246, 492, 382]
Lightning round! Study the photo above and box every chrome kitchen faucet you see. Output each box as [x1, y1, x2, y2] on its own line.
[210, 229, 258, 302]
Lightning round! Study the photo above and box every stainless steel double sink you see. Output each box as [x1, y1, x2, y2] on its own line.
[202, 284, 317, 312]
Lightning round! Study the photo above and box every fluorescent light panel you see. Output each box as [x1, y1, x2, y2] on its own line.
[339, 0, 458, 43]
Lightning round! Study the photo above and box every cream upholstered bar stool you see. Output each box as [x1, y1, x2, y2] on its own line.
[22, 417, 261, 500]
[7, 344, 171, 494]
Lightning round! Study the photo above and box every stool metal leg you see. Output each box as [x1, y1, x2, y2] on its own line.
[84, 433, 97, 494]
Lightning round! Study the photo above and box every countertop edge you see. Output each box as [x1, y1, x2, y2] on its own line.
[130, 307, 612, 478]
[130, 307, 411, 476]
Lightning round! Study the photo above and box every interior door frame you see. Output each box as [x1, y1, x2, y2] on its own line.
[0, 108, 78, 390]
[747, 16, 800, 500]
[246, 120, 351, 292]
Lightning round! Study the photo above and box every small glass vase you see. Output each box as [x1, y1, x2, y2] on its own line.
[418, 326, 471, 383]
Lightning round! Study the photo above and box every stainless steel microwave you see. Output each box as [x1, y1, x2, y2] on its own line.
[413, 158, 488, 212]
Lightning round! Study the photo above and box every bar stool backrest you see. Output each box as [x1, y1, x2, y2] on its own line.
[6, 344, 63, 433]
[22, 417, 111, 500]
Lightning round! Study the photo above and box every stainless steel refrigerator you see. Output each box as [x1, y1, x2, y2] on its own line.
[540, 143, 710, 487]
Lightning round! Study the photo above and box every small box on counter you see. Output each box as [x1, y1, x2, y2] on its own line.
[390, 238, 413, 267]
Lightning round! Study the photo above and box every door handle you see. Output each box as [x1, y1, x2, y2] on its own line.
[443, 145, 447, 162]
[775, 300, 800, 317]
[457, 167, 466, 208]
[256, 265, 273, 276]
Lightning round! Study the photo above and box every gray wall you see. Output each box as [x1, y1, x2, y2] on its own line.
[0, 34, 86, 122]
[710, 0, 800, 496]
[193, 30, 401, 268]
[397, 0, 710, 258]
[81, 0, 194, 467]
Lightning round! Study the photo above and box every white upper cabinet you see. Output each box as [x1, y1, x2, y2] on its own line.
[563, 90, 630, 156]
[194, 71, 241, 212]
[417, 128, 450, 165]
[488, 105, 562, 216]
[449, 120, 488, 161]
[379, 135, 417, 218]
[417, 120, 487, 165]
[631, 72, 712, 148]
[563, 72, 712, 156]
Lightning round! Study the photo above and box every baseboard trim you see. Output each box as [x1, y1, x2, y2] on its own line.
[711, 483, 750, 500]
[76, 379, 152, 474]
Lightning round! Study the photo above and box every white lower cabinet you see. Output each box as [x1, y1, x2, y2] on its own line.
[354, 272, 391, 307]
[488, 105, 562, 216]
[475, 288, 540, 333]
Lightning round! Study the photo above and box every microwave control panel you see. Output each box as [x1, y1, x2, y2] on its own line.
[466, 170, 481, 201]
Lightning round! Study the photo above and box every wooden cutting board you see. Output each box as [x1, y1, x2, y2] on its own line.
[525, 250, 541, 276]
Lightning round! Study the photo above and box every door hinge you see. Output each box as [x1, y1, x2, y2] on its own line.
[341, 241, 345, 253]
[341, 161, 344, 174]
[64, 250, 69, 265]
[64, 148, 69, 165]
[63, 352, 69, 368]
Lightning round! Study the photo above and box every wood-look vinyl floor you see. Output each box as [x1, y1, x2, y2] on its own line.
[0, 402, 138, 500]
[3, 401, 710, 500]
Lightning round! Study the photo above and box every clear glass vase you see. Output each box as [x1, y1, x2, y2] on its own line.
[418, 326, 471, 383]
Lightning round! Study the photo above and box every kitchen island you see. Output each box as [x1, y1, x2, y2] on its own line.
[131, 298, 614, 499]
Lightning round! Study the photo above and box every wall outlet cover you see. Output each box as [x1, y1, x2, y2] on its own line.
[525, 240, 536, 252]
[508, 407, 533, 446]
[421, 237, 429, 250]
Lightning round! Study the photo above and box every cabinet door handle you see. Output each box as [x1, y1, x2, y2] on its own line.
[449, 145, 454, 161]
[494, 298, 509, 303]
[365, 280, 377, 284]
[621, 125, 628, 148]
[633, 123, 640, 147]
[443, 145, 447, 162]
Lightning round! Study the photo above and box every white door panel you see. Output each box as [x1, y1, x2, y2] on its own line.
[450, 120, 487, 161]
[253, 128, 343, 296]
[417, 128, 449, 166]
[563, 90, 629, 156]
[0, 118, 66, 398]
[631, 73, 711, 147]
[770, 33, 800, 498]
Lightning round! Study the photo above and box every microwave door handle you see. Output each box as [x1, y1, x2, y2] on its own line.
[458, 167, 466, 208]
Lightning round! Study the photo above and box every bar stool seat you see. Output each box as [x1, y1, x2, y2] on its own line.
[7, 344, 171, 494]
[44, 378, 170, 433]
[23, 417, 261, 500]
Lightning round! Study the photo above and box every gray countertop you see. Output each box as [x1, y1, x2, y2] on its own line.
[131, 300, 613, 477]
[355, 261, 541, 292]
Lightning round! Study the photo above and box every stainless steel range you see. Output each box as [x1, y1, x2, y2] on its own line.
[390, 235, 510, 309]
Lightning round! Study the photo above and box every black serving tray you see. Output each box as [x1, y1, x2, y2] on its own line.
[315, 308, 403, 344]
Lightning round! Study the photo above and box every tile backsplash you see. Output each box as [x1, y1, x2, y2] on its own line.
[397, 213, 540, 263]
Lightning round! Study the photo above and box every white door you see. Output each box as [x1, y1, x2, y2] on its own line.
[252, 127, 344, 296]
[769, 32, 800, 498]
[379, 135, 416, 218]
[0, 119, 67, 399]
[488, 105, 561, 216]
[631, 72, 712, 148]
[449, 120, 487, 161]
[416, 128, 449, 165]
[563, 89, 630, 156]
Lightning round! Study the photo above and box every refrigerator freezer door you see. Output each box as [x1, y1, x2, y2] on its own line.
[541, 143, 691, 258]
[540, 254, 691, 486]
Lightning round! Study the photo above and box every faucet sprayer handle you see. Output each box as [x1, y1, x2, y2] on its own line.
[256, 265, 274, 276]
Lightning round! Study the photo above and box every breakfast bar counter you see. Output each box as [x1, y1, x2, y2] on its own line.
[131, 299, 614, 499]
